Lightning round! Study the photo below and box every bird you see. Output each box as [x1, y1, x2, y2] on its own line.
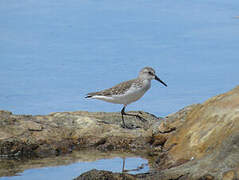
[85, 67, 167, 128]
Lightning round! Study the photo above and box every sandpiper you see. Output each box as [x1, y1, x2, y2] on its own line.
[85, 67, 167, 128]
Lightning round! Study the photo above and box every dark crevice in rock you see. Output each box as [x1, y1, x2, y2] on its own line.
[158, 127, 176, 134]
[162, 143, 178, 152]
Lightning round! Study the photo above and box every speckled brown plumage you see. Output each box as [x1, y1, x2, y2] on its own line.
[86, 79, 143, 97]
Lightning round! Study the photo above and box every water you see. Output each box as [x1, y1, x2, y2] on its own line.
[1, 158, 148, 180]
[0, 0, 239, 117]
[0, 0, 239, 179]
[0, 151, 149, 180]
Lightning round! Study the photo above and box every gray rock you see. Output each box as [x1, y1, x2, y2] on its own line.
[0, 110, 160, 158]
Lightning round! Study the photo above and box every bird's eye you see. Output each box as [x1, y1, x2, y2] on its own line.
[148, 71, 153, 75]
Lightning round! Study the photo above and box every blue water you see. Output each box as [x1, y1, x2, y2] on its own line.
[0, 157, 148, 180]
[1, 0, 239, 117]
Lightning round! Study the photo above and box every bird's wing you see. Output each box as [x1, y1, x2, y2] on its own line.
[86, 79, 136, 98]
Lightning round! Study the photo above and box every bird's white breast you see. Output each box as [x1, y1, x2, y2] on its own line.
[112, 79, 151, 105]
[89, 79, 151, 105]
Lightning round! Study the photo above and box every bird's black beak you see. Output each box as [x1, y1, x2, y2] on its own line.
[155, 75, 167, 87]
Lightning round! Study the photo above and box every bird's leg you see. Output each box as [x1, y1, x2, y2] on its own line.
[121, 106, 147, 123]
[122, 158, 126, 173]
[121, 106, 127, 128]
[120, 106, 134, 129]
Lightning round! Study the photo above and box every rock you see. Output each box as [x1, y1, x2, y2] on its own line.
[150, 86, 239, 179]
[0, 110, 160, 158]
[222, 170, 237, 180]
[74, 169, 136, 180]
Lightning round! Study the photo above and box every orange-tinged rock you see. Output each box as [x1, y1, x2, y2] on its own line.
[164, 86, 239, 163]
[222, 170, 236, 180]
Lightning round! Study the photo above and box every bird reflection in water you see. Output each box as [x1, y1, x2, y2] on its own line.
[121, 158, 148, 173]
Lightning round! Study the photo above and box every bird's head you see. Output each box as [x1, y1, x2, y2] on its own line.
[139, 67, 167, 87]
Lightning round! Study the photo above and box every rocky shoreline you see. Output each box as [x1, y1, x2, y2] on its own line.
[1, 86, 239, 179]
[0, 110, 160, 158]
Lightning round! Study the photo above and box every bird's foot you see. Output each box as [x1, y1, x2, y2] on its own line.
[135, 115, 147, 122]
[121, 124, 137, 129]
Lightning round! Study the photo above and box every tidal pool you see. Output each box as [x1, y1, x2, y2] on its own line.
[0, 150, 150, 180]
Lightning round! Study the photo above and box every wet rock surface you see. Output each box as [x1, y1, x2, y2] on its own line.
[1, 86, 239, 180]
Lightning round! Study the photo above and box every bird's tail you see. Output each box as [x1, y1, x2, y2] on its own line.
[85, 94, 93, 98]
[85, 92, 98, 98]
